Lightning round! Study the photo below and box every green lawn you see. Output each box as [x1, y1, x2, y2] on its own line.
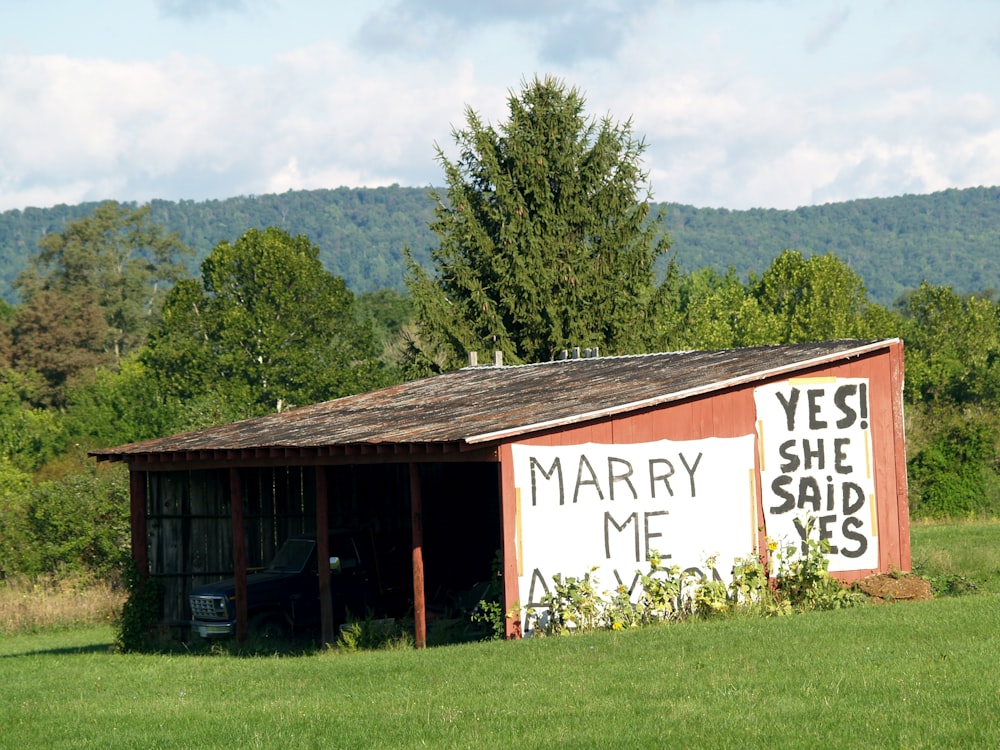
[2, 521, 1000, 749]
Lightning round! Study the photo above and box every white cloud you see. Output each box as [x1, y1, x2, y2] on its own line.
[0, 0, 998, 212]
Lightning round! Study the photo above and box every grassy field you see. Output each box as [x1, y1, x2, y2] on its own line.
[2, 520, 999, 748]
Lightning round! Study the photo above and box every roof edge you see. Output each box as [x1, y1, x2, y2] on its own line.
[464, 338, 900, 444]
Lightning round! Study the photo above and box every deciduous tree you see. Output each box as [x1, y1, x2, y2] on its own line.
[10, 202, 191, 403]
[143, 227, 385, 417]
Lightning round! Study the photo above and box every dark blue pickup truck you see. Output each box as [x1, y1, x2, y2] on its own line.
[188, 529, 386, 639]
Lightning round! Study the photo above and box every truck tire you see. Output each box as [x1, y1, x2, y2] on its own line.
[249, 612, 290, 640]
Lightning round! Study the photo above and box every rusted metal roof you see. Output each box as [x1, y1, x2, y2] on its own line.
[91, 339, 897, 464]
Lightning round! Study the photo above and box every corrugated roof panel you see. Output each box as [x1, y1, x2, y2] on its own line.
[91, 339, 895, 459]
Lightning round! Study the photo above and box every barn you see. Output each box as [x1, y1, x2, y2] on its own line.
[92, 338, 909, 645]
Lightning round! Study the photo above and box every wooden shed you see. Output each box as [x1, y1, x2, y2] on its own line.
[93, 338, 909, 643]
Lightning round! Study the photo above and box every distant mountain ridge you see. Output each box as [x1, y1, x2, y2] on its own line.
[1, 185, 997, 306]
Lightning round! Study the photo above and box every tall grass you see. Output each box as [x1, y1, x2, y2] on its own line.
[0, 574, 124, 635]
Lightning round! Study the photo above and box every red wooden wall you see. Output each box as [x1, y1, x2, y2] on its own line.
[499, 343, 909, 633]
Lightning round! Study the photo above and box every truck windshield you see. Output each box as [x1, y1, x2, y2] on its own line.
[267, 539, 315, 573]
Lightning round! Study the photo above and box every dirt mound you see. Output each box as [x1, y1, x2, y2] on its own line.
[857, 573, 933, 603]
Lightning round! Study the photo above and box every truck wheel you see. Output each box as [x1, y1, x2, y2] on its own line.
[249, 612, 290, 640]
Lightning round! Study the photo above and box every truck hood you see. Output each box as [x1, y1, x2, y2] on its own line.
[191, 570, 301, 598]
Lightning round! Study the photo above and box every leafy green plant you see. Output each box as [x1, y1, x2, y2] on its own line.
[636, 552, 699, 623]
[537, 569, 604, 635]
[768, 518, 866, 610]
[114, 563, 164, 653]
[336, 613, 413, 652]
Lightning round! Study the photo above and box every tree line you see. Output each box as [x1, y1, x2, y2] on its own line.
[1, 186, 998, 309]
[0, 76, 997, 583]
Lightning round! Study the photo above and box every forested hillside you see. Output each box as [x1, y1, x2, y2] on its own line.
[0, 185, 997, 305]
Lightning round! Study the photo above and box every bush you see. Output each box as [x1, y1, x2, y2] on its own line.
[0, 462, 130, 580]
[908, 407, 1000, 518]
[114, 562, 165, 653]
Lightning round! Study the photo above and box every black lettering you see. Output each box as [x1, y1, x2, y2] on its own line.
[608, 457, 637, 501]
[807, 389, 827, 429]
[778, 439, 799, 472]
[818, 514, 839, 555]
[801, 438, 825, 470]
[797, 476, 822, 511]
[770, 475, 795, 513]
[527, 568, 550, 608]
[834, 438, 852, 474]
[859, 382, 869, 430]
[648, 458, 675, 498]
[776, 388, 800, 431]
[529, 457, 564, 506]
[605, 512, 640, 562]
[834, 384, 858, 428]
[679, 452, 702, 497]
[611, 569, 643, 596]
[842, 482, 865, 515]
[644, 510, 668, 561]
[573, 455, 604, 503]
[840, 516, 868, 558]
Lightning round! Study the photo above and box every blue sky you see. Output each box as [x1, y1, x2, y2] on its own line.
[1, 0, 997, 212]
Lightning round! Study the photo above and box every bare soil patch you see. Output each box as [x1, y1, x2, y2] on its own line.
[857, 573, 933, 603]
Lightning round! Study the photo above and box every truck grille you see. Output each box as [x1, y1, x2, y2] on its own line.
[190, 595, 229, 621]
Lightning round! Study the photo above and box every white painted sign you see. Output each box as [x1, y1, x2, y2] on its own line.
[512, 436, 757, 629]
[754, 378, 879, 572]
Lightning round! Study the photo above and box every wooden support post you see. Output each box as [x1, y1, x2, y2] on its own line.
[889, 339, 912, 571]
[229, 468, 248, 643]
[316, 466, 335, 647]
[409, 463, 427, 649]
[128, 469, 148, 577]
[498, 445, 522, 639]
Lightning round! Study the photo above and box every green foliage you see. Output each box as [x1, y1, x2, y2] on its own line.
[114, 563, 165, 653]
[61, 360, 189, 449]
[748, 250, 880, 343]
[527, 518, 867, 637]
[768, 519, 867, 610]
[655, 250, 903, 352]
[663, 186, 1000, 305]
[407, 76, 669, 372]
[7, 202, 191, 404]
[143, 227, 387, 417]
[336, 614, 414, 652]
[3, 186, 1000, 308]
[0, 370, 67, 472]
[468, 550, 508, 640]
[899, 283, 1000, 405]
[15, 201, 191, 358]
[897, 283, 1000, 518]
[907, 406, 1000, 518]
[537, 569, 605, 634]
[0, 463, 130, 580]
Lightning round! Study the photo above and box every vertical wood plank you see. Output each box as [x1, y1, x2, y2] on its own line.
[889, 341, 912, 570]
[230, 468, 248, 643]
[498, 443, 522, 639]
[316, 466, 334, 647]
[409, 463, 427, 649]
[129, 469, 148, 577]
